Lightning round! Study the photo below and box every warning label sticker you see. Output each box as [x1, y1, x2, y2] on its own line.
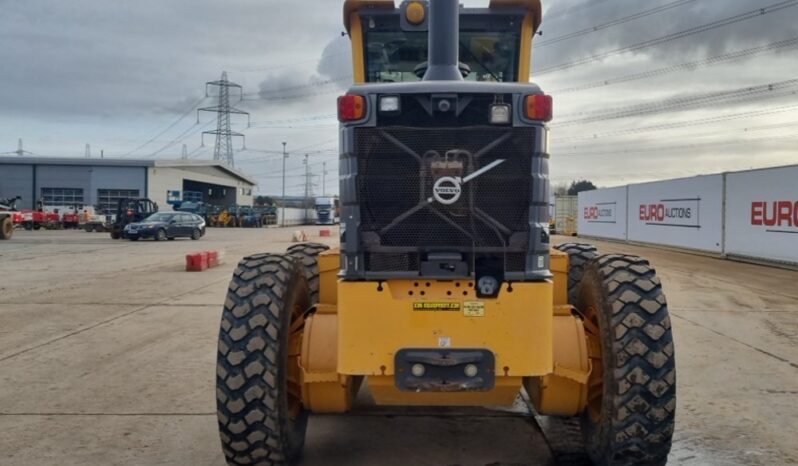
[413, 302, 461, 311]
[463, 301, 486, 317]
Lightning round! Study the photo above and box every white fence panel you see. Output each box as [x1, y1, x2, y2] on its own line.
[578, 187, 628, 240]
[277, 208, 314, 227]
[725, 165, 798, 265]
[627, 175, 724, 252]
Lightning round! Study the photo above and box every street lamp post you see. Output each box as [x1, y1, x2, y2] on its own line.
[303, 154, 311, 224]
[281, 142, 287, 227]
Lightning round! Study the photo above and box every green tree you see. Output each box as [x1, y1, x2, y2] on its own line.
[568, 180, 597, 195]
[254, 195, 274, 206]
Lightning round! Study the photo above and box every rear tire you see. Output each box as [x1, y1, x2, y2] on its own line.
[286, 243, 330, 303]
[110, 231, 121, 240]
[94, 224, 104, 233]
[155, 229, 167, 241]
[0, 217, 13, 240]
[217, 254, 310, 466]
[555, 243, 598, 304]
[577, 255, 675, 466]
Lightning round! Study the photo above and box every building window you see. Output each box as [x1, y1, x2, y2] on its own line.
[97, 189, 140, 213]
[41, 188, 84, 206]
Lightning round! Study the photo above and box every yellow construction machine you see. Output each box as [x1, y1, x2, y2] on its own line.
[216, 1, 675, 465]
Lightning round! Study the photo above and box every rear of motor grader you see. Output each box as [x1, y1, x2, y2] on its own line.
[216, 1, 675, 465]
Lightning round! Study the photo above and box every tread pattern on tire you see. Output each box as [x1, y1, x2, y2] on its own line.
[286, 242, 330, 303]
[216, 254, 308, 466]
[580, 254, 676, 466]
[555, 243, 598, 304]
[0, 217, 12, 240]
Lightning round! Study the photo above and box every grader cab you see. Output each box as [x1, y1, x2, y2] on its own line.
[216, 1, 675, 465]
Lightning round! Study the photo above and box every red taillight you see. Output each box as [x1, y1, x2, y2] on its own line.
[525, 94, 553, 122]
[337, 94, 366, 122]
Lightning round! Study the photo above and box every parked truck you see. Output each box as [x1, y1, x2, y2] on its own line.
[314, 196, 339, 225]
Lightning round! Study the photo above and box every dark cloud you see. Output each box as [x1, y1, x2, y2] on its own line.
[316, 36, 354, 85]
[536, 0, 798, 68]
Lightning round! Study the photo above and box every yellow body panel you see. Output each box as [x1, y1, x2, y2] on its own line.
[517, 12, 534, 82]
[318, 248, 341, 305]
[349, 13, 366, 84]
[337, 280, 553, 377]
[525, 315, 590, 416]
[550, 248, 569, 307]
[300, 313, 362, 413]
[298, 249, 593, 411]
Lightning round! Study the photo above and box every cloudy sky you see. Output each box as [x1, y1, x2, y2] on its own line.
[1, 0, 797, 194]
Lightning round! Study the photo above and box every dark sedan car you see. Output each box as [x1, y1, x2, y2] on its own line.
[123, 212, 206, 241]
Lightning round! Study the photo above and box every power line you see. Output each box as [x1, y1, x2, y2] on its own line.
[120, 95, 206, 157]
[187, 145, 206, 158]
[243, 75, 352, 97]
[557, 133, 798, 157]
[243, 87, 344, 102]
[554, 78, 798, 126]
[556, 120, 798, 154]
[536, 0, 798, 75]
[553, 103, 798, 142]
[549, 36, 798, 94]
[232, 50, 349, 73]
[537, 0, 695, 48]
[243, 155, 338, 174]
[149, 120, 213, 157]
[248, 114, 337, 128]
[542, 0, 619, 22]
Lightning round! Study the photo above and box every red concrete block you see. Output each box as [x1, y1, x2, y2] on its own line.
[206, 250, 219, 268]
[319, 229, 331, 237]
[186, 252, 208, 272]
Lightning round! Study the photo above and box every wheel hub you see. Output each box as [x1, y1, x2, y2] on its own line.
[583, 305, 604, 423]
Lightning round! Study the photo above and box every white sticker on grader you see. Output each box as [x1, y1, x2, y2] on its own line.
[463, 301, 486, 317]
[438, 337, 452, 348]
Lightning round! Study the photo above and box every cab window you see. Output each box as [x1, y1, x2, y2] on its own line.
[362, 14, 523, 83]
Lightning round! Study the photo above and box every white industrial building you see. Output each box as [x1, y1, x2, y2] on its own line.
[0, 157, 257, 211]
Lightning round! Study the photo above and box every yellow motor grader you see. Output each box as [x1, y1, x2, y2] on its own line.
[216, 1, 675, 465]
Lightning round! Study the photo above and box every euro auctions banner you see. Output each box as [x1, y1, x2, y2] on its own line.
[578, 186, 628, 240]
[628, 175, 724, 253]
[725, 165, 798, 264]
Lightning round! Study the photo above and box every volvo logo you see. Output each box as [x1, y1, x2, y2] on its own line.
[433, 177, 462, 205]
[428, 159, 508, 206]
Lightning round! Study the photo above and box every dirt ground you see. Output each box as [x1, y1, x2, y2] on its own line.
[0, 228, 796, 466]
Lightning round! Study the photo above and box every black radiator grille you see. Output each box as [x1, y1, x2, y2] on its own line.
[355, 126, 534, 259]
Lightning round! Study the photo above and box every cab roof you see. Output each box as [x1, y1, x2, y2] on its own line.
[342, 0, 542, 33]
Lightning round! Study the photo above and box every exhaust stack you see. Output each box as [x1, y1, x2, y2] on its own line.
[422, 0, 463, 81]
